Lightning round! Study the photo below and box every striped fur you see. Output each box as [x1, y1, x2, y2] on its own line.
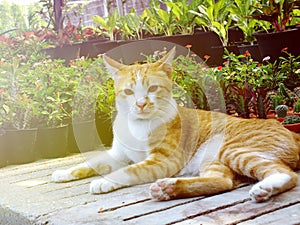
[52, 47, 300, 202]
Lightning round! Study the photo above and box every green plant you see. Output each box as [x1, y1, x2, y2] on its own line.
[218, 50, 274, 118]
[190, 0, 233, 45]
[119, 9, 144, 40]
[275, 104, 289, 117]
[228, 0, 269, 43]
[0, 58, 38, 129]
[0, 33, 49, 63]
[71, 57, 108, 121]
[0, 1, 27, 33]
[271, 95, 284, 109]
[277, 83, 295, 107]
[294, 99, 300, 112]
[26, 2, 49, 31]
[163, 0, 203, 34]
[282, 114, 300, 124]
[95, 62, 115, 118]
[172, 53, 210, 110]
[0, 35, 51, 129]
[28, 59, 77, 127]
[92, 10, 119, 41]
[250, 0, 300, 31]
[142, 0, 178, 36]
[214, 49, 300, 118]
[277, 50, 300, 89]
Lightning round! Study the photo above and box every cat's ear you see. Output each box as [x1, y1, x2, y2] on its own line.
[156, 47, 176, 67]
[155, 47, 176, 77]
[103, 54, 126, 80]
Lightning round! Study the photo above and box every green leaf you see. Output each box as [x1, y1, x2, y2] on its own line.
[92, 15, 107, 28]
[157, 9, 170, 24]
[165, 2, 183, 19]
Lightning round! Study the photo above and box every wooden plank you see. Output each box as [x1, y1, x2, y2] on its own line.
[175, 176, 300, 225]
[238, 203, 300, 225]
[108, 186, 251, 225]
[40, 185, 249, 225]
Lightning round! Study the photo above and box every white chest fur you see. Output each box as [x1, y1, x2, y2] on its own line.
[112, 114, 160, 163]
[113, 99, 178, 163]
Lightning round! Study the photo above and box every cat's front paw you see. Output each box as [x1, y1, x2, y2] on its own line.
[249, 182, 273, 202]
[150, 178, 177, 201]
[52, 169, 77, 183]
[90, 178, 120, 194]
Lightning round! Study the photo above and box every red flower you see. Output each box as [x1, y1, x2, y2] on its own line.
[244, 50, 251, 57]
[203, 55, 211, 60]
[35, 84, 41, 91]
[217, 66, 222, 71]
[281, 47, 288, 52]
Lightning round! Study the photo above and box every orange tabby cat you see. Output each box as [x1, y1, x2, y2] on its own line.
[52, 47, 300, 202]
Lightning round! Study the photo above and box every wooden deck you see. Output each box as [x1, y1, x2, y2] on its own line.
[0, 151, 300, 225]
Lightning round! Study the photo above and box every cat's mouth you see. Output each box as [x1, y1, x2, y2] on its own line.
[131, 101, 155, 117]
[136, 109, 152, 115]
[133, 107, 155, 119]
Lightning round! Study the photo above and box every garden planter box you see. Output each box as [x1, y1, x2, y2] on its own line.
[69, 120, 103, 153]
[96, 112, 113, 147]
[148, 32, 223, 67]
[106, 38, 199, 65]
[211, 45, 240, 63]
[253, 27, 300, 62]
[238, 44, 262, 62]
[79, 39, 119, 58]
[35, 125, 69, 159]
[44, 32, 225, 67]
[80, 39, 137, 59]
[0, 128, 37, 166]
[44, 43, 81, 64]
[228, 27, 244, 44]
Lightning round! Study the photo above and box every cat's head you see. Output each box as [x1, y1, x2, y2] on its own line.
[103, 47, 177, 120]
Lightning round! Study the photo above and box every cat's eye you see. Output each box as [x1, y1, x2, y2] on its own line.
[148, 85, 158, 93]
[124, 89, 134, 95]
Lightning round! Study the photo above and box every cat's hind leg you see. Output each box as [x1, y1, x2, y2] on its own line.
[249, 165, 298, 202]
[150, 161, 235, 200]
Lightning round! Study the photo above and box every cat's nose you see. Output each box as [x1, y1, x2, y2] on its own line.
[136, 101, 147, 109]
[136, 98, 147, 109]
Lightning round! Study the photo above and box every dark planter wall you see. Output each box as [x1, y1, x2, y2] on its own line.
[151, 32, 223, 66]
[238, 44, 262, 62]
[43, 32, 226, 66]
[35, 125, 69, 159]
[44, 43, 81, 64]
[0, 129, 37, 167]
[253, 28, 300, 62]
